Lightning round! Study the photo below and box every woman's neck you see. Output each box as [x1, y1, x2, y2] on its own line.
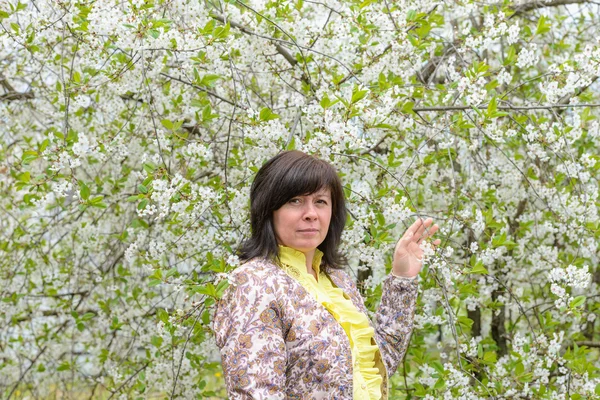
[303, 249, 315, 272]
[278, 245, 321, 281]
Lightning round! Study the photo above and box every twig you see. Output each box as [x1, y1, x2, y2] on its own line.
[106, 362, 150, 399]
[285, 107, 303, 146]
[159, 72, 244, 109]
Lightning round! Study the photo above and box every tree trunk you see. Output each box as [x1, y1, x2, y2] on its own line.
[468, 307, 481, 338]
[491, 288, 508, 356]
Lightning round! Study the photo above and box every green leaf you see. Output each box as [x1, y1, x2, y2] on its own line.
[196, 283, 218, 298]
[535, 15, 551, 35]
[202, 104, 218, 121]
[259, 107, 279, 121]
[82, 312, 96, 321]
[400, 101, 414, 115]
[79, 182, 90, 200]
[157, 308, 169, 324]
[138, 199, 148, 210]
[215, 279, 230, 299]
[200, 74, 220, 88]
[518, 372, 533, 383]
[151, 335, 163, 348]
[485, 79, 498, 92]
[165, 267, 178, 279]
[131, 218, 148, 229]
[487, 96, 497, 115]
[431, 361, 444, 374]
[161, 119, 173, 130]
[149, 279, 162, 287]
[351, 86, 369, 104]
[433, 378, 445, 390]
[89, 196, 106, 207]
[138, 184, 148, 194]
[143, 163, 155, 174]
[483, 351, 497, 364]
[504, 46, 516, 66]
[569, 295, 586, 308]
[320, 94, 339, 109]
[21, 150, 38, 165]
[19, 171, 30, 183]
[57, 361, 70, 371]
[469, 263, 488, 275]
[515, 361, 524, 375]
[213, 22, 230, 40]
[457, 315, 474, 330]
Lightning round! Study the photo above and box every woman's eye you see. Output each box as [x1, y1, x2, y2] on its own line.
[317, 199, 328, 205]
[289, 198, 301, 204]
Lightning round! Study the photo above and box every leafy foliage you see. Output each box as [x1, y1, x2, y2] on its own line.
[1, 0, 599, 398]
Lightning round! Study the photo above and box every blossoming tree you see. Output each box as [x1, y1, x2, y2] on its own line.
[1, 0, 599, 398]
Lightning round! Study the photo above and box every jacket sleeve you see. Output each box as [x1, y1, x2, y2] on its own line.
[212, 269, 287, 399]
[373, 274, 418, 376]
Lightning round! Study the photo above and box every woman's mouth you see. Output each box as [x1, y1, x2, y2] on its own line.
[298, 229, 319, 234]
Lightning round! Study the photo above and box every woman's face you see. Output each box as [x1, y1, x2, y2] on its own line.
[272, 188, 332, 254]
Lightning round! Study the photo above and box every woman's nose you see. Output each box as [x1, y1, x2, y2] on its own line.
[303, 203, 317, 220]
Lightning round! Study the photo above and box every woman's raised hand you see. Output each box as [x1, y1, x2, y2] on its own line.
[392, 217, 441, 278]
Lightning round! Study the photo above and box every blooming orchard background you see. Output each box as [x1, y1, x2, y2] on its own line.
[1, 0, 599, 398]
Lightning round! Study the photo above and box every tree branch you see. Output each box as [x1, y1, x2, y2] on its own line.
[412, 103, 600, 112]
[575, 341, 600, 348]
[211, 13, 298, 67]
[558, 76, 598, 106]
[0, 77, 34, 101]
[510, 0, 591, 16]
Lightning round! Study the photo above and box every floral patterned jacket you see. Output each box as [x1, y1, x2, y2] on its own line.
[212, 257, 418, 399]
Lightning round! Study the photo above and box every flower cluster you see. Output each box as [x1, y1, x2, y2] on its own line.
[549, 264, 591, 308]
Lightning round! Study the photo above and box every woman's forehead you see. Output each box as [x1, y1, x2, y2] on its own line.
[304, 188, 331, 197]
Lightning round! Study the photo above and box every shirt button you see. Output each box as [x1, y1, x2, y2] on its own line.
[361, 383, 367, 390]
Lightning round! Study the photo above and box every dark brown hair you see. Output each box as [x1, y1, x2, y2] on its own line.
[239, 150, 347, 271]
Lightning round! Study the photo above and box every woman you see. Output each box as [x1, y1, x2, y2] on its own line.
[213, 151, 440, 399]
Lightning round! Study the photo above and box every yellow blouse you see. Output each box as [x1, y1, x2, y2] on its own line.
[278, 246, 383, 400]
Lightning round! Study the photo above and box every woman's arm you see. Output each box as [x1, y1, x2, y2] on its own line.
[373, 274, 419, 376]
[212, 266, 287, 399]
[375, 217, 437, 375]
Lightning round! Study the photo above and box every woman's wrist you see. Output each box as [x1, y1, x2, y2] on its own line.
[390, 270, 418, 281]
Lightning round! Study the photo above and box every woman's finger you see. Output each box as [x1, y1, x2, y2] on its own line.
[414, 218, 433, 241]
[425, 224, 439, 239]
[401, 218, 421, 241]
